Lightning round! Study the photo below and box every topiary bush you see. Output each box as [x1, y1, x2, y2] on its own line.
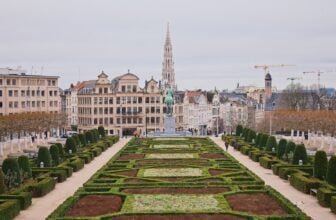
[98, 126, 106, 138]
[85, 131, 94, 144]
[236, 125, 243, 136]
[285, 141, 296, 160]
[314, 150, 328, 180]
[327, 156, 336, 185]
[93, 129, 99, 142]
[247, 130, 256, 143]
[18, 155, 32, 179]
[2, 158, 21, 188]
[255, 133, 262, 147]
[78, 133, 87, 146]
[265, 136, 277, 152]
[292, 144, 307, 165]
[260, 133, 269, 149]
[50, 145, 60, 166]
[55, 143, 65, 160]
[0, 170, 6, 194]
[72, 134, 81, 147]
[277, 139, 287, 159]
[65, 137, 77, 154]
[37, 147, 52, 167]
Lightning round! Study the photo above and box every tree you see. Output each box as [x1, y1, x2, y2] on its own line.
[72, 134, 81, 147]
[327, 156, 336, 185]
[260, 134, 269, 149]
[78, 133, 87, 146]
[314, 151, 328, 180]
[85, 131, 94, 144]
[236, 125, 243, 136]
[266, 136, 277, 152]
[277, 139, 287, 159]
[255, 133, 262, 146]
[37, 147, 52, 167]
[93, 129, 99, 141]
[285, 141, 296, 160]
[49, 145, 60, 166]
[2, 158, 21, 187]
[18, 155, 32, 179]
[65, 137, 77, 153]
[55, 143, 65, 159]
[292, 144, 308, 165]
[247, 130, 256, 143]
[98, 126, 106, 138]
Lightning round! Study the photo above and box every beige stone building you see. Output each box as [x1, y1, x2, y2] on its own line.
[77, 71, 165, 136]
[0, 68, 60, 116]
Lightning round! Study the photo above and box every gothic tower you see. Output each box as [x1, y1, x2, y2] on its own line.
[265, 72, 272, 99]
[162, 23, 176, 90]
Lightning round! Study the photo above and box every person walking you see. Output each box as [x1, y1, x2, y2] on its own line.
[225, 141, 229, 151]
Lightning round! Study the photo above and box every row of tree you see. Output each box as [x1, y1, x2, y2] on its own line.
[0, 112, 67, 141]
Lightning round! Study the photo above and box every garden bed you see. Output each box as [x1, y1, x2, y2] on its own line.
[66, 195, 123, 217]
[122, 187, 229, 194]
[226, 192, 288, 215]
[111, 214, 246, 220]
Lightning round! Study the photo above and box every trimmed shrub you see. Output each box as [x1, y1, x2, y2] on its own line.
[37, 147, 52, 167]
[0, 192, 32, 209]
[65, 137, 77, 154]
[2, 158, 21, 187]
[331, 196, 336, 213]
[327, 156, 336, 185]
[255, 133, 262, 146]
[247, 130, 256, 143]
[29, 177, 56, 197]
[289, 172, 321, 194]
[78, 133, 87, 146]
[314, 150, 328, 180]
[277, 139, 287, 159]
[55, 143, 65, 159]
[285, 141, 296, 160]
[98, 126, 106, 138]
[292, 144, 308, 165]
[72, 134, 81, 147]
[85, 131, 94, 144]
[0, 199, 20, 220]
[18, 155, 32, 179]
[49, 145, 60, 166]
[265, 136, 277, 152]
[0, 170, 6, 194]
[236, 125, 243, 136]
[317, 186, 336, 207]
[260, 133, 269, 148]
[93, 129, 99, 142]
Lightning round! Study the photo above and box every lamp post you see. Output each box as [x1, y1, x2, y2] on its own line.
[145, 108, 148, 137]
[269, 102, 275, 135]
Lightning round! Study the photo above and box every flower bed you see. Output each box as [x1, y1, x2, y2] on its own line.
[145, 153, 196, 159]
[140, 168, 204, 177]
[124, 194, 223, 212]
[152, 144, 190, 149]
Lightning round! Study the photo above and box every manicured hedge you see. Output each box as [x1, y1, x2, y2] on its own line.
[18, 155, 32, 179]
[292, 144, 307, 165]
[259, 156, 279, 169]
[65, 137, 77, 154]
[317, 185, 336, 207]
[314, 151, 328, 180]
[235, 125, 243, 136]
[49, 145, 60, 166]
[289, 172, 321, 194]
[0, 170, 6, 194]
[326, 156, 336, 185]
[0, 199, 20, 220]
[277, 139, 287, 159]
[37, 147, 52, 167]
[265, 136, 277, 152]
[28, 177, 56, 197]
[331, 196, 336, 214]
[2, 158, 21, 186]
[0, 192, 32, 210]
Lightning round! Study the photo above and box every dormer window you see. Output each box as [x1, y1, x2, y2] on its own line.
[151, 86, 155, 93]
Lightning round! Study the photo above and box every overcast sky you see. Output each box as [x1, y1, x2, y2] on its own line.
[1, 0, 336, 90]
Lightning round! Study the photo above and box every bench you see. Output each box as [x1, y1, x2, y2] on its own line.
[310, 188, 317, 196]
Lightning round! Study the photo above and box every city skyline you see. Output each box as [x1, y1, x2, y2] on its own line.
[1, 0, 336, 90]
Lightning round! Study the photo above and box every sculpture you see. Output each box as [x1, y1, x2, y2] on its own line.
[164, 87, 174, 116]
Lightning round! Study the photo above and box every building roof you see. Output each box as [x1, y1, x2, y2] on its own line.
[265, 73, 272, 80]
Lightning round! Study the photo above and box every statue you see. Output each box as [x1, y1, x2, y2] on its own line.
[164, 87, 174, 116]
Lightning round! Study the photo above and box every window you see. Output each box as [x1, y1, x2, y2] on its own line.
[21, 90, 25, 97]
[42, 101, 45, 107]
[104, 88, 108, 93]
[32, 101, 35, 107]
[116, 97, 120, 104]
[99, 88, 102, 94]
[121, 86, 126, 92]
[37, 90, 40, 96]
[104, 97, 108, 104]
[21, 101, 25, 108]
[32, 90, 35, 96]
[133, 96, 137, 104]
[12, 79, 16, 85]
[8, 90, 13, 96]
[109, 118, 113, 124]
[138, 97, 142, 103]
[127, 85, 131, 92]
[109, 97, 113, 104]
[133, 85, 137, 92]
[0, 79, 2, 85]
[54, 91, 57, 96]
[49, 91, 53, 96]
[14, 90, 18, 97]
[41, 91, 45, 96]
[0, 102, 2, 108]
[9, 101, 13, 108]
[145, 97, 149, 103]
[0, 90, 2, 97]
[54, 101, 58, 107]
[52, 80, 56, 86]
[49, 101, 53, 107]
[7, 79, 11, 85]
[109, 107, 113, 114]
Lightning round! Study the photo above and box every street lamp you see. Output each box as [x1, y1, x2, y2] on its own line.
[145, 108, 148, 137]
[269, 102, 275, 135]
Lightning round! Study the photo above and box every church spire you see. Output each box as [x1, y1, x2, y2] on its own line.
[162, 22, 176, 90]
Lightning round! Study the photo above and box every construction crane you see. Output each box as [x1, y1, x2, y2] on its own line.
[254, 64, 295, 74]
[303, 70, 334, 91]
[287, 77, 302, 85]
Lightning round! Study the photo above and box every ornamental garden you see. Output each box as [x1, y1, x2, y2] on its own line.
[48, 137, 308, 219]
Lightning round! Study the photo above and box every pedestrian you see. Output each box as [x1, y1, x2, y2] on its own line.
[225, 141, 229, 151]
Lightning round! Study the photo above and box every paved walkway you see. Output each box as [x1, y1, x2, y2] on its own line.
[16, 137, 130, 220]
[211, 136, 335, 220]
